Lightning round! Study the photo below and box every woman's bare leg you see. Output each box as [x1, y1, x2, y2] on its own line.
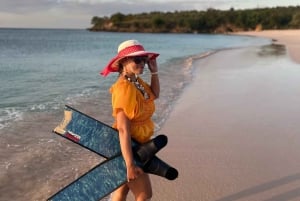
[128, 173, 152, 201]
[111, 184, 129, 201]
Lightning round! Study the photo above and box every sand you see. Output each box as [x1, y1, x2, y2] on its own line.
[148, 30, 300, 201]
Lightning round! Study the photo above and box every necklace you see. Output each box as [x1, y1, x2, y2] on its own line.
[125, 75, 149, 99]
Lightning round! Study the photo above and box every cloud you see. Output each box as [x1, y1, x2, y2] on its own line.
[0, 0, 212, 16]
[1, 0, 299, 15]
[0, 0, 204, 28]
[0, 0, 299, 28]
[0, 0, 53, 13]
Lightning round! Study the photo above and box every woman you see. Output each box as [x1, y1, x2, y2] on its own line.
[101, 39, 160, 201]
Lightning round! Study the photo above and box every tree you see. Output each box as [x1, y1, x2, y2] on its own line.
[111, 12, 125, 25]
[290, 13, 300, 28]
[152, 16, 165, 28]
[88, 6, 300, 33]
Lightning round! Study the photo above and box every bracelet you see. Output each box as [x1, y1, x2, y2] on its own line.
[151, 72, 158, 75]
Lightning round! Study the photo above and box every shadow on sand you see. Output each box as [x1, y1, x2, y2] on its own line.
[257, 44, 286, 57]
[216, 173, 300, 201]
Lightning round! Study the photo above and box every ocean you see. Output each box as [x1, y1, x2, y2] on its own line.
[0, 28, 270, 200]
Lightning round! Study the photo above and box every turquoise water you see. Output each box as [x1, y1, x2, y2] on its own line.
[0, 28, 271, 200]
[0, 28, 270, 129]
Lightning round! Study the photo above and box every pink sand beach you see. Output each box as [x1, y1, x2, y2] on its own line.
[2, 30, 299, 201]
[148, 30, 300, 201]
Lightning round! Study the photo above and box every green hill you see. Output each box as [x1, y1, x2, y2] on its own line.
[89, 6, 300, 33]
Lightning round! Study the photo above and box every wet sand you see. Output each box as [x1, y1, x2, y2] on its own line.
[149, 30, 300, 201]
[234, 30, 300, 64]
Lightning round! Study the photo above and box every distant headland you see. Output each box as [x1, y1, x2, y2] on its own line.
[88, 6, 300, 33]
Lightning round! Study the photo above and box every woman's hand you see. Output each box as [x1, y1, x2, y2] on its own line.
[147, 58, 158, 73]
[127, 164, 144, 182]
[148, 58, 160, 98]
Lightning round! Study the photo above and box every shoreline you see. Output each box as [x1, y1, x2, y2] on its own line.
[1, 29, 299, 200]
[150, 30, 300, 200]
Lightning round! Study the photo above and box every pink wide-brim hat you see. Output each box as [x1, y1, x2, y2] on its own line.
[100, 40, 159, 76]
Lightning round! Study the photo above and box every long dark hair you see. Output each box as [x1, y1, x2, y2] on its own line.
[118, 57, 128, 75]
[118, 63, 124, 75]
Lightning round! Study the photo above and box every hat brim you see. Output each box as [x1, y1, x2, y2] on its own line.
[100, 51, 159, 76]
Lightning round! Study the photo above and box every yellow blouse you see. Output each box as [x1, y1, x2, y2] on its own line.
[110, 77, 156, 143]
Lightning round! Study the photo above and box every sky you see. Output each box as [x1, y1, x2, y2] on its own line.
[0, 0, 299, 29]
